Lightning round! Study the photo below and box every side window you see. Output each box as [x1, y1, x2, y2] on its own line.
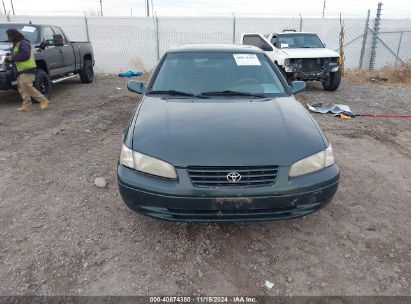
[43, 27, 55, 44]
[52, 27, 67, 43]
[271, 36, 277, 47]
[243, 35, 266, 49]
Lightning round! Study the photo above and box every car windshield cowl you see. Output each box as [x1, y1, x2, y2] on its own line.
[148, 90, 210, 99]
[201, 90, 267, 98]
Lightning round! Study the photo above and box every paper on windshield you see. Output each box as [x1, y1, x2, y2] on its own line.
[281, 43, 289, 48]
[233, 54, 261, 66]
[21, 26, 36, 33]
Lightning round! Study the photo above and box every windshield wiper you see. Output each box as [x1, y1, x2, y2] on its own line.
[201, 90, 266, 98]
[148, 90, 210, 99]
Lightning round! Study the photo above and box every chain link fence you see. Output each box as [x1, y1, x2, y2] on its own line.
[0, 14, 410, 73]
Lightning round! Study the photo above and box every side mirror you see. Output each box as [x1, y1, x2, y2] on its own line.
[260, 42, 273, 52]
[323, 43, 326, 47]
[290, 81, 306, 94]
[35, 42, 46, 50]
[127, 80, 145, 94]
[52, 34, 64, 46]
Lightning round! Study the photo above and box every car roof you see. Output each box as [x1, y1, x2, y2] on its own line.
[276, 32, 317, 35]
[168, 44, 264, 54]
[0, 23, 47, 28]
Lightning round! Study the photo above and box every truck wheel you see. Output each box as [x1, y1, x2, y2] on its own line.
[322, 70, 341, 91]
[33, 69, 51, 101]
[80, 60, 94, 84]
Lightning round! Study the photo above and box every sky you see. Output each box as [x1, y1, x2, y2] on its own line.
[1, 0, 411, 18]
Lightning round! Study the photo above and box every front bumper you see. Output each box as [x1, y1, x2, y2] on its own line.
[284, 60, 339, 81]
[117, 164, 340, 222]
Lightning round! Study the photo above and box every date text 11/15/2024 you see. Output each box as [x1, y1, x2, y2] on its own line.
[149, 296, 257, 303]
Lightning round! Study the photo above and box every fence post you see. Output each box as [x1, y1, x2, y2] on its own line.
[394, 31, 403, 68]
[232, 13, 236, 43]
[84, 12, 90, 42]
[339, 13, 345, 76]
[369, 2, 382, 71]
[359, 9, 370, 69]
[299, 13, 303, 31]
[155, 14, 160, 62]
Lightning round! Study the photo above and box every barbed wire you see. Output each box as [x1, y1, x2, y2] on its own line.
[1, 9, 410, 19]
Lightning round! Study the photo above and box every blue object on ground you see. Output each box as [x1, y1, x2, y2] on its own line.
[118, 70, 143, 77]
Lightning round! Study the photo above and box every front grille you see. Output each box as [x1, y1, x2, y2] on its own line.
[187, 166, 279, 188]
[302, 58, 323, 72]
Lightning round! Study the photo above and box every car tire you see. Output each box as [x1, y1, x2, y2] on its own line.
[33, 69, 51, 102]
[322, 70, 341, 91]
[80, 60, 94, 84]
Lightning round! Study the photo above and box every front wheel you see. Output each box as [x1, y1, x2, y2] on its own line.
[322, 70, 341, 91]
[33, 69, 51, 100]
[80, 60, 94, 84]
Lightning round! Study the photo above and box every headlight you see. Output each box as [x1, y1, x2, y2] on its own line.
[289, 144, 335, 177]
[0, 55, 5, 71]
[119, 144, 177, 179]
[119, 144, 134, 169]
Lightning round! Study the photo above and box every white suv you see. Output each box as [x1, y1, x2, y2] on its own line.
[241, 30, 341, 91]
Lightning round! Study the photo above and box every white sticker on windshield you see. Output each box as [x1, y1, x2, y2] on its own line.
[233, 54, 261, 66]
[21, 26, 36, 33]
[281, 43, 289, 48]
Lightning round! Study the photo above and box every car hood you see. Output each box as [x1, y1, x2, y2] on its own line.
[131, 96, 327, 167]
[0, 43, 11, 51]
[279, 48, 339, 59]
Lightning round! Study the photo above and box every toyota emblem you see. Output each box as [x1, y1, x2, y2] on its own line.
[227, 172, 241, 183]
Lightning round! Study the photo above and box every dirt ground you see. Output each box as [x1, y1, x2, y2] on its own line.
[0, 75, 410, 296]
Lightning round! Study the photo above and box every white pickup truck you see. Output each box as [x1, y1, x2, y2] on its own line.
[241, 30, 341, 91]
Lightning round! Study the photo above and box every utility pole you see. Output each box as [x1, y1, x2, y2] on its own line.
[99, 0, 103, 16]
[322, 0, 326, 18]
[146, 0, 150, 17]
[9, 0, 14, 15]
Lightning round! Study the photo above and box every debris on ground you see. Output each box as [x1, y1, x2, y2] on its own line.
[367, 76, 388, 82]
[118, 71, 143, 77]
[265, 280, 275, 289]
[308, 103, 354, 117]
[52, 128, 65, 135]
[308, 103, 411, 119]
[94, 177, 107, 188]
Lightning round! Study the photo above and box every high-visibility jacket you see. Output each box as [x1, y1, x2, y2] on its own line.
[12, 40, 36, 72]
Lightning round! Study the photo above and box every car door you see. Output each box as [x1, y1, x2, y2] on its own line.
[41, 26, 62, 78]
[242, 33, 276, 62]
[52, 26, 75, 75]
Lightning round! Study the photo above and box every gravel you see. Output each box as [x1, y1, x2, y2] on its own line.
[0, 76, 410, 295]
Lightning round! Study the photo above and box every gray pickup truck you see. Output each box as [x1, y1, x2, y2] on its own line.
[0, 23, 94, 97]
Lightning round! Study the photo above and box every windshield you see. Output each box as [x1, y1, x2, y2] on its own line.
[277, 34, 324, 49]
[150, 52, 286, 97]
[0, 24, 40, 43]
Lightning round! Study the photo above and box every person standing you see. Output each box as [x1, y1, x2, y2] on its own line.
[5, 29, 49, 112]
